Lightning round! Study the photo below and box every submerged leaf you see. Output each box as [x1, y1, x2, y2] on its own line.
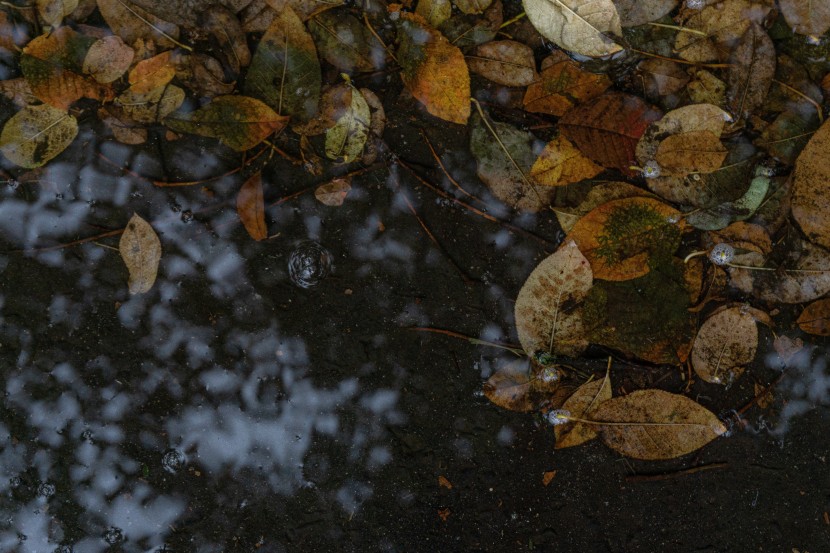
[315, 178, 351, 206]
[119, 213, 162, 295]
[0, 105, 78, 168]
[592, 390, 727, 460]
[325, 85, 371, 162]
[522, 0, 622, 58]
[97, 0, 180, 49]
[555, 373, 611, 448]
[691, 306, 760, 385]
[792, 118, 830, 248]
[530, 136, 603, 187]
[396, 9, 471, 124]
[727, 22, 775, 125]
[237, 172, 267, 241]
[468, 40, 538, 87]
[797, 299, 830, 336]
[779, 0, 830, 37]
[523, 60, 611, 116]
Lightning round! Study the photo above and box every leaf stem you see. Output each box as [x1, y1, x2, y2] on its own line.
[115, 0, 192, 52]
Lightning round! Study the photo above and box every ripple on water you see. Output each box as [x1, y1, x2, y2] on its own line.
[288, 241, 332, 288]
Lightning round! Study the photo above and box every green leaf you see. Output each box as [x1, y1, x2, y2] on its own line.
[325, 85, 370, 162]
[0, 104, 78, 168]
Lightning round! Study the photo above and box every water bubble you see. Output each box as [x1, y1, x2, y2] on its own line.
[642, 160, 661, 179]
[37, 482, 56, 498]
[546, 409, 572, 426]
[709, 243, 735, 266]
[181, 210, 194, 223]
[288, 241, 332, 288]
[162, 449, 186, 474]
[539, 367, 560, 384]
[103, 527, 124, 545]
[686, 0, 705, 9]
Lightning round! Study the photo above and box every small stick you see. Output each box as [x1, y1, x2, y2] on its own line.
[625, 462, 728, 482]
[14, 228, 125, 254]
[419, 130, 479, 202]
[409, 327, 524, 356]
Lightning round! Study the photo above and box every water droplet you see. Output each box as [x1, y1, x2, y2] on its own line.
[709, 243, 735, 266]
[288, 241, 332, 288]
[162, 449, 186, 474]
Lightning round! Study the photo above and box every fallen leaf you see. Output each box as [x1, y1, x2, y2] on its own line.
[98, 105, 148, 145]
[416, 0, 452, 27]
[315, 178, 351, 206]
[0, 105, 78, 168]
[753, 382, 774, 410]
[469, 112, 554, 212]
[245, 5, 322, 121]
[567, 197, 684, 281]
[674, 0, 771, 64]
[797, 299, 830, 336]
[482, 361, 536, 412]
[438, 475, 453, 489]
[685, 172, 770, 231]
[542, 470, 557, 486]
[792, 118, 830, 248]
[779, 0, 830, 37]
[654, 130, 727, 176]
[237, 172, 267, 241]
[201, 5, 250, 74]
[117, 84, 185, 124]
[325, 84, 371, 162]
[438, 0, 502, 49]
[395, 9, 471, 124]
[530, 136, 603, 187]
[560, 92, 661, 174]
[21, 27, 113, 110]
[635, 58, 690, 101]
[119, 213, 162, 295]
[128, 51, 176, 94]
[727, 22, 775, 125]
[523, 60, 611, 116]
[757, 110, 820, 166]
[467, 40, 538, 87]
[514, 240, 593, 358]
[164, 95, 288, 151]
[613, 0, 678, 27]
[455, 0, 493, 13]
[522, 0, 622, 58]
[97, 0, 180, 49]
[37, 0, 78, 27]
[592, 389, 727, 460]
[308, 10, 380, 73]
[83, 35, 134, 84]
[773, 335, 804, 364]
[555, 373, 611, 448]
[691, 306, 760, 385]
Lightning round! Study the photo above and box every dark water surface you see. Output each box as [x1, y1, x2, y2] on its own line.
[1, 7, 830, 553]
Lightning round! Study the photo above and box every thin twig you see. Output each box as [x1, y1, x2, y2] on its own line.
[409, 327, 524, 356]
[419, 129, 479, 202]
[625, 462, 728, 482]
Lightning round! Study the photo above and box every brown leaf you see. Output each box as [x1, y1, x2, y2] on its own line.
[779, 0, 830, 37]
[635, 58, 690, 100]
[614, 0, 677, 27]
[797, 299, 830, 336]
[655, 130, 727, 175]
[97, 0, 181, 49]
[542, 470, 557, 486]
[727, 22, 775, 125]
[468, 40, 537, 87]
[530, 136, 603, 187]
[691, 306, 759, 385]
[37, 0, 78, 27]
[555, 373, 611, 449]
[792, 118, 830, 248]
[523, 0, 622, 58]
[237, 172, 267, 241]
[560, 93, 661, 175]
[523, 61, 611, 117]
[396, 9, 471, 124]
[438, 475, 453, 489]
[119, 213, 162, 294]
[592, 389, 727, 460]
[483, 362, 535, 412]
[83, 35, 134, 84]
[315, 178, 351, 207]
[514, 240, 593, 357]
[201, 5, 250, 74]
[129, 51, 176, 94]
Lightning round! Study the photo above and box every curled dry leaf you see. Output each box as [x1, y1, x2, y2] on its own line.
[237, 172, 267, 241]
[592, 389, 727, 460]
[514, 240, 593, 358]
[119, 213, 162, 295]
[555, 373, 611, 449]
[468, 40, 537, 87]
[567, 197, 684, 281]
[522, 0, 622, 58]
[164, 95, 288, 151]
[395, 9, 471, 124]
[315, 178, 352, 207]
[0, 105, 78, 168]
[530, 136, 603, 187]
[691, 306, 760, 385]
[523, 61, 611, 117]
[560, 93, 661, 175]
[792, 118, 830, 249]
[797, 299, 830, 336]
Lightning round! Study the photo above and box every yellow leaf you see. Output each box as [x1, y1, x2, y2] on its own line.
[119, 213, 161, 295]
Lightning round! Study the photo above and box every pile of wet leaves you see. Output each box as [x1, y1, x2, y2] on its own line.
[1, 0, 830, 461]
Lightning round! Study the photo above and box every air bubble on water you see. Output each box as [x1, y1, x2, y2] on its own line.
[53, 545, 73, 553]
[162, 449, 186, 474]
[686, 0, 705, 9]
[37, 482, 56, 498]
[642, 160, 661, 179]
[103, 527, 124, 545]
[709, 243, 734, 266]
[288, 241, 332, 288]
[546, 409, 572, 426]
[181, 210, 193, 223]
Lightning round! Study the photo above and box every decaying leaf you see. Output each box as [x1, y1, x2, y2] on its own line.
[779, 0, 830, 37]
[792, 118, 830, 249]
[592, 389, 727, 460]
[128, 51, 176, 94]
[117, 84, 185, 124]
[0, 105, 78, 168]
[416, 0, 452, 27]
[553, 181, 656, 233]
[164, 95, 288, 151]
[244, 5, 322, 121]
[315, 178, 351, 206]
[567, 197, 684, 281]
[119, 213, 162, 294]
[726, 22, 775, 124]
[308, 10, 381, 74]
[523, 60, 611, 117]
[83, 35, 134, 84]
[613, 0, 677, 27]
[396, 9, 471, 124]
[555, 373, 611, 448]
[654, 130, 727, 176]
[237, 172, 267, 241]
[325, 84, 370, 162]
[97, 0, 180, 49]
[797, 299, 830, 336]
[514, 240, 593, 358]
[522, 0, 622, 58]
[467, 40, 537, 87]
[560, 93, 661, 174]
[691, 306, 761, 385]
[483, 361, 536, 412]
[530, 136, 603, 187]
[37, 0, 79, 27]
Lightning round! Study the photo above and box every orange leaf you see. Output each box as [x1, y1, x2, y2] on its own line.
[523, 61, 611, 117]
[314, 178, 351, 206]
[542, 471, 557, 486]
[237, 172, 267, 241]
[395, 8, 470, 124]
[438, 475, 453, 489]
[797, 299, 830, 336]
[129, 51, 176, 94]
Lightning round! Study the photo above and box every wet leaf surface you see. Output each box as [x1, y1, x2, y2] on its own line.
[691, 306, 761, 385]
[555, 372, 611, 448]
[0, 104, 78, 168]
[797, 299, 830, 336]
[119, 213, 161, 294]
[523, 0, 622, 58]
[237, 172, 267, 241]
